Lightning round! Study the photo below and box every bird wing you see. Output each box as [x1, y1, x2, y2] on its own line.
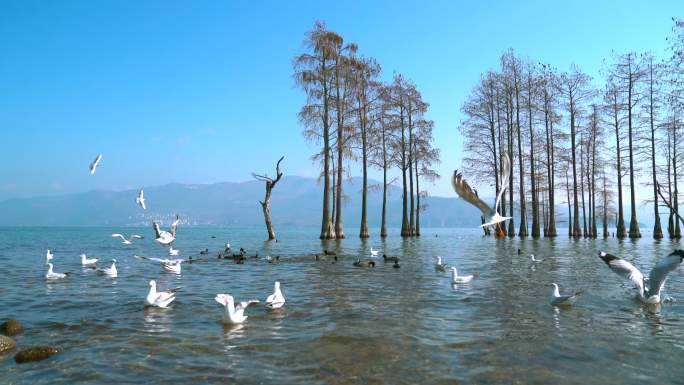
[648, 252, 684, 297]
[235, 300, 260, 312]
[266, 293, 276, 303]
[215, 294, 230, 307]
[170, 215, 180, 237]
[599, 252, 645, 297]
[152, 221, 162, 238]
[111, 233, 125, 240]
[130, 235, 144, 240]
[451, 170, 494, 216]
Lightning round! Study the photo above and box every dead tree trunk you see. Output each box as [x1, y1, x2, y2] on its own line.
[253, 156, 284, 241]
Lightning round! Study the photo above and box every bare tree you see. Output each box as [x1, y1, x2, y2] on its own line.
[252, 157, 284, 241]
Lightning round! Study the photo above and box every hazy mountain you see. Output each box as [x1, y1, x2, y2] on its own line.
[0, 176, 486, 227]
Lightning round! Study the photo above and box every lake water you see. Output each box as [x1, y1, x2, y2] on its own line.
[1, 226, 684, 384]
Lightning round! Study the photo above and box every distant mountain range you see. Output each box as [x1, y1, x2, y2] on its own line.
[0, 176, 488, 227]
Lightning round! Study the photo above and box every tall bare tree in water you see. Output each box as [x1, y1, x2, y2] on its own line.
[604, 82, 627, 238]
[608, 52, 645, 238]
[386, 74, 412, 237]
[252, 157, 284, 240]
[413, 119, 440, 236]
[558, 65, 593, 237]
[540, 64, 559, 236]
[370, 85, 395, 238]
[524, 63, 541, 237]
[294, 22, 340, 239]
[641, 53, 664, 238]
[350, 56, 381, 238]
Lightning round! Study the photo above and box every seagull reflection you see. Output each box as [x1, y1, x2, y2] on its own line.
[143, 307, 173, 333]
[221, 323, 247, 352]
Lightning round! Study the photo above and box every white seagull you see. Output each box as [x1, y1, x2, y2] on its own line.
[145, 280, 180, 308]
[215, 294, 259, 324]
[169, 247, 179, 256]
[530, 254, 543, 262]
[45, 249, 53, 264]
[599, 250, 684, 304]
[81, 253, 98, 267]
[152, 215, 179, 245]
[436, 256, 448, 272]
[97, 259, 118, 277]
[89, 154, 102, 175]
[135, 255, 185, 274]
[370, 247, 379, 257]
[136, 189, 146, 210]
[45, 263, 70, 281]
[452, 152, 512, 228]
[550, 283, 582, 306]
[451, 267, 474, 283]
[265, 281, 285, 309]
[111, 233, 144, 245]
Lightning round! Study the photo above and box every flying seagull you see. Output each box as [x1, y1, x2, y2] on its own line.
[135, 255, 185, 274]
[89, 154, 102, 175]
[112, 233, 144, 245]
[152, 215, 179, 245]
[169, 247, 179, 256]
[599, 250, 684, 304]
[136, 189, 146, 210]
[215, 294, 259, 324]
[145, 280, 180, 308]
[452, 152, 512, 229]
[549, 283, 581, 306]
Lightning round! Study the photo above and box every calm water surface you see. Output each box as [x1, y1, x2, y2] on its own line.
[1, 226, 684, 384]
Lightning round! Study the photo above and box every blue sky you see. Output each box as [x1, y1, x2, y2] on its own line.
[0, 0, 680, 201]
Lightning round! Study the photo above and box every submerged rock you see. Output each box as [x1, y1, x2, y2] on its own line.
[0, 335, 16, 353]
[0, 319, 22, 336]
[14, 346, 59, 363]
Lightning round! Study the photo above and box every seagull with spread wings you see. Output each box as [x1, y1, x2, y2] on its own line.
[152, 215, 179, 245]
[452, 152, 511, 231]
[599, 250, 684, 304]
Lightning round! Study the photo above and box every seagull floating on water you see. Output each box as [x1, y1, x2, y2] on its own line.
[45, 263, 70, 281]
[169, 247, 179, 256]
[45, 249, 53, 264]
[89, 154, 102, 175]
[599, 250, 684, 304]
[136, 189, 146, 210]
[97, 259, 118, 277]
[370, 247, 379, 257]
[152, 215, 179, 245]
[265, 281, 285, 309]
[215, 294, 259, 324]
[451, 267, 474, 283]
[452, 152, 512, 229]
[549, 283, 581, 306]
[435, 256, 448, 272]
[111, 233, 144, 245]
[135, 255, 185, 274]
[81, 253, 98, 267]
[145, 280, 180, 308]
[530, 254, 543, 262]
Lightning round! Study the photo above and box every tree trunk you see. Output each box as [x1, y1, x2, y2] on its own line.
[613, 96, 626, 239]
[668, 128, 675, 238]
[674, 119, 681, 238]
[648, 63, 663, 239]
[261, 187, 276, 240]
[507, 95, 516, 237]
[529, 76, 540, 237]
[334, 57, 345, 239]
[627, 68, 641, 238]
[570, 99, 581, 237]
[566, 167, 572, 237]
[545, 92, 557, 237]
[603, 172, 609, 238]
[408, 108, 416, 236]
[400, 104, 410, 237]
[359, 94, 369, 238]
[381, 124, 388, 238]
[580, 133, 587, 237]
[415, 159, 421, 236]
[320, 59, 334, 239]
[516, 82, 528, 237]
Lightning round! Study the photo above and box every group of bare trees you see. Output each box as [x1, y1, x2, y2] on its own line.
[294, 22, 440, 239]
[460, 19, 684, 239]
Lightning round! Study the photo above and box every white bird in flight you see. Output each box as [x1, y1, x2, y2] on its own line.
[370, 247, 379, 257]
[97, 259, 118, 278]
[111, 233, 144, 245]
[215, 294, 259, 324]
[599, 250, 684, 304]
[135, 255, 185, 274]
[45, 249, 53, 264]
[145, 280, 180, 308]
[152, 216, 179, 245]
[45, 263, 69, 281]
[169, 247, 179, 256]
[265, 281, 285, 309]
[549, 283, 582, 306]
[89, 154, 102, 175]
[451, 267, 474, 283]
[435, 256, 448, 272]
[81, 253, 98, 267]
[136, 189, 146, 210]
[452, 152, 512, 229]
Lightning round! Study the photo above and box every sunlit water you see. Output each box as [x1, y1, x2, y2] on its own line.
[1, 226, 684, 384]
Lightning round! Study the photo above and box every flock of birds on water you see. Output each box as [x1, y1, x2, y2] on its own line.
[38, 152, 684, 326]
